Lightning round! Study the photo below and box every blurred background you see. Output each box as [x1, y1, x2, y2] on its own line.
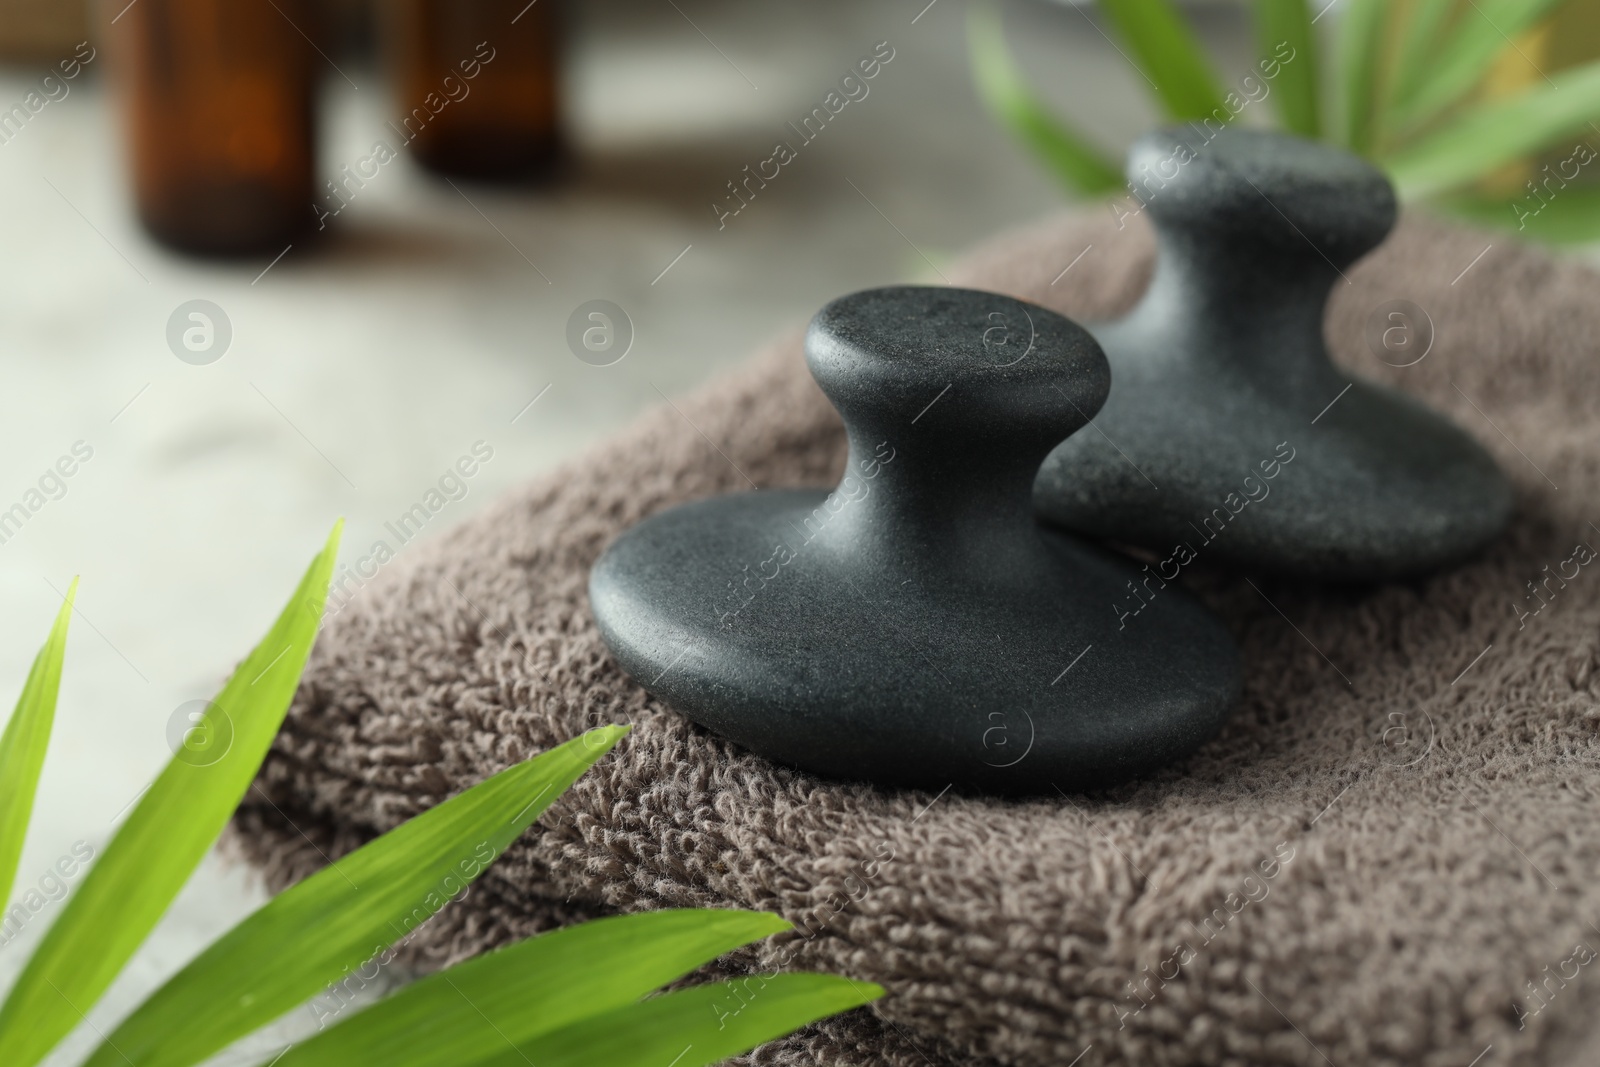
[0, 0, 1595, 1062]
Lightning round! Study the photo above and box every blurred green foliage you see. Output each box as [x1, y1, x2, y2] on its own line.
[970, 0, 1600, 242]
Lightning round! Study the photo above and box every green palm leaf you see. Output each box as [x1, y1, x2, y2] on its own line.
[1386, 57, 1600, 196]
[1098, 0, 1229, 120]
[0, 579, 75, 911]
[462, 973, 882, 1067]
[1390, 0, 1570, 132]
[1255, 0, 1322, 138]
[270, 910, 795, 1067]
[1438, 184, 1600, 242]
[1338, 0, 1390, 152]
[80, 726, 630, 1067]
[967, 5, 1123, 195]
[0, 523, 343, 1067]
[1388, 0, 1462, 109]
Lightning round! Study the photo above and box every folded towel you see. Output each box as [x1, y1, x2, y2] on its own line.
[231, 209, 1600, 1067]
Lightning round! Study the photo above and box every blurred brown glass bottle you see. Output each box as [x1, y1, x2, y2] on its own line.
[116, 0, 319, 256]
[385, 0, 564, 181]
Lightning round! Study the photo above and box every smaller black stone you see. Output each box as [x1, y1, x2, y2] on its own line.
[590, 286, 1242, 796]
[1034, 126, 1513, 582]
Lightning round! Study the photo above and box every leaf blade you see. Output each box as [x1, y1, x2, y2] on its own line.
[1391, 0, 1569, 131]
[1435, 184, 1600, 243]
[1097, 0, 1230, 120]
[967, 4, 1123, 195]
[1385, 58, 1600, 197]
[273, 909, 792, 1067]
[1337, 0, 1390, 152]
[466, 974, 883, 1067]
[1388, 0, 1460, 109]
[0, 579, 75, 911]
[82, 726, 631, 1067]
[0, 524, 343, 1067]
[1255, 0, 1322, 138]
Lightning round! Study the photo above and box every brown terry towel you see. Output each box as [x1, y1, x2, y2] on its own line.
[231, 210, 1600, 1067]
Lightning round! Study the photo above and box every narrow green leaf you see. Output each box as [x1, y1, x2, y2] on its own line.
[1435, 184, 1600, 243]
[83, 726, 631, 1067]
[273, 909, 792, 1067]
[1391, 0, 1569, 131]
[1385, 58, 1600, 197]
[967, 4, 1123, 195]
[1255, 0, 1322, 137]
[0, 579, 75, 910]
[465, 974, 883, 1067]
[1388, 0, 1460, 108]
[1337, 0, 1390, 152]
[0, 523, 343, 1067]
[1098, 0, 1230, 120]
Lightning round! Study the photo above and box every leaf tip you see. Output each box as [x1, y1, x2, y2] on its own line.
[582, 723, 631, 756]
[744, 910, 793, 937]
[52, 577, 79, 636]
[854, 980, 887, 1002]
[324, 518, 346, 557]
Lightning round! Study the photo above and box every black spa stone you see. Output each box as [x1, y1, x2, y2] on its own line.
[590, 286, 1241, 796]
[1034, 126, 1513, 582]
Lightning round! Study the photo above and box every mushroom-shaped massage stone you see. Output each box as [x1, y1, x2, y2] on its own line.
[590, 286, 1241, 796]
[1033, 127, 1512, 582]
